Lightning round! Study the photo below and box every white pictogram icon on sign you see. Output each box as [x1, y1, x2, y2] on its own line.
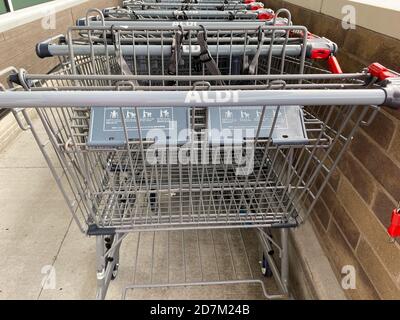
[160, 110, 170, 118]
[110, 110, 118, 119]
[143, 111, 152, 119]
[241, 111, 250, 120]
[225, 110, 233, 119]
[126, 111, 136, 119]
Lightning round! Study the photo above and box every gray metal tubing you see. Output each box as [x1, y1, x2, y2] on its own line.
[121, 3, 257, 9]
[72, 26, 289, 41]
[96, 234, 121, 300]
[25, 72, 365, 82]
[0, 89, 387, 108]
[125, 0, 245, 3]
[73, 22, 295, 32]
[96, 236, 108, 300]
[74, 28, 290, 43]
[141, 0, 242, 1]
[39, 44, 302, 57]
[110, 9, 259, 17]
[257, 229, 288, 295]
[89, 35, 292, 44]
[78, 19, 283, 28]
[123, 280, 286, 300]
[280, 228, 289, 293]
[125, 0, 245, 2]
[122, 1, 255, 5]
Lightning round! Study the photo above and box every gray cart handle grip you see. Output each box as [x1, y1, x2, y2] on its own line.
[1, 87, 399, 109]
[35, 34, 66, 59]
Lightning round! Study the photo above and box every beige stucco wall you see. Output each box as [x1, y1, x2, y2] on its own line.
[284, 0, 400, 40]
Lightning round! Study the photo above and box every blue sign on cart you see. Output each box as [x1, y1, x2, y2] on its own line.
[208, 106, 308, 145]
[88, 107, 190, 146]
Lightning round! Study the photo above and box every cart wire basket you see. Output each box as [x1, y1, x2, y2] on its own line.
[99, 7, 275, 21]
[1, 15, 399, 300]
[118, 0, 265, 11]
[77, 6, 283, 27]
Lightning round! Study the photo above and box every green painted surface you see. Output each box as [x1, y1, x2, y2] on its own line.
[0, 1, 8, 14]
[12, 0, 54, 10]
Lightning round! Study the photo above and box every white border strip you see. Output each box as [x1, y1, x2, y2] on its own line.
[0, 0, 89, 33]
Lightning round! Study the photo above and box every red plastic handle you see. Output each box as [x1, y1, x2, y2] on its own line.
[310, 48, 331, 60]
[388, 209, 400, 238]
[328, 56, 343, 74]
[244, 0, 256, 3]
[368, 63, 397, 81]
[250, 3, 264, 10]
[257, 10, 274, 20]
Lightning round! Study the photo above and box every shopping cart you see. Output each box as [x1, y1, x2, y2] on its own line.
[123, 0, 258, 5]
[2, 19, 400, 300]
[76, 6, 292, 31]
[39, 16, 340, 75]
[118, 1, 264, 11]
[93, 7, 275, 21]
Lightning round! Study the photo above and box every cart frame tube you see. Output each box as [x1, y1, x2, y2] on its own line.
[0, 89, 387, 108]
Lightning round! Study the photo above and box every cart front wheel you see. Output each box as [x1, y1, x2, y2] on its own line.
[111, 263, 119, 280]
[261, 253, 273, 278]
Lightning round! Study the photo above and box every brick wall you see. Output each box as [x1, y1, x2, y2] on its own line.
[264, 0, 400, 299]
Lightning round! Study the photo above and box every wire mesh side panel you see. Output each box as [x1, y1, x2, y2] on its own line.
[14, 25, 375, 233]
[102, 9, 262, 21]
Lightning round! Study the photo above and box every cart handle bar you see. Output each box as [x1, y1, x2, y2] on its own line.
[0, 86, 399, 109]
[36, 41, 337, 60]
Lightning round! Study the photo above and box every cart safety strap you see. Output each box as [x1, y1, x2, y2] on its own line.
[247, 31, 265, 75]
[168, 30, 184, 77]
[197, 31, 223, 80]
[128, 10, 139, 20]
[174, 10, 188, 20]
[242, 35, 251, 73]
[114, 37, 134, 76]
[113, 31, 139, 87]
[118, 55, 134, 76]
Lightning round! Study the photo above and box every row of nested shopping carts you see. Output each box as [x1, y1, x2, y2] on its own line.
[0, 0, 399, 300]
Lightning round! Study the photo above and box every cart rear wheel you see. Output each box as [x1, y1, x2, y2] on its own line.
[111, 263, 119, 280]
[261, 253, 273, 278]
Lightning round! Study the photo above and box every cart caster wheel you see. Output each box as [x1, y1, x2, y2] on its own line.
[261, 254, 273, 278]
[149, 192, 157, 211]
[111, 264, 119, 280]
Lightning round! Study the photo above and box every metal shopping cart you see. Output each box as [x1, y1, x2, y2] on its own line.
[1, 20, 400, 300]
[123, 0, 258, 5]
[95, 8, 275, 21]
[76, 6, 292, 31]
[44, 11, 340, 75]
[118, 0, 265, 11]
